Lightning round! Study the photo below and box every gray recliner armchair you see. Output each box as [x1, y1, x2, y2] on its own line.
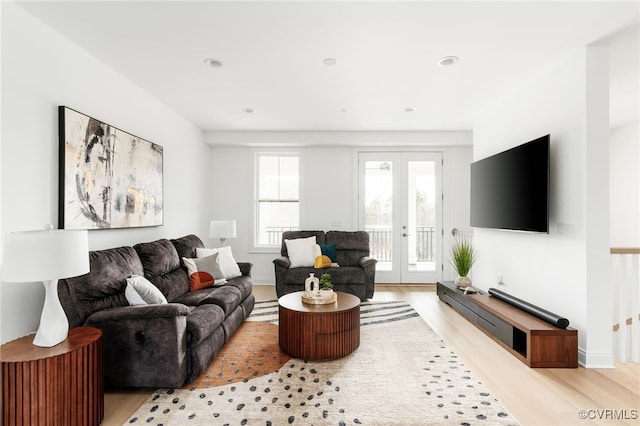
[273, 230, 377, 301]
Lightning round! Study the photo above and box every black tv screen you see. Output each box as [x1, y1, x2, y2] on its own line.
[470, 135, 550, 233]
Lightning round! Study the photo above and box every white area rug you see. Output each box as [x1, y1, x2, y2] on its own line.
[125, 300, 518, 425]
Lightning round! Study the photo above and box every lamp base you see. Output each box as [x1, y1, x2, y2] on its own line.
[32, 279, 69, 347]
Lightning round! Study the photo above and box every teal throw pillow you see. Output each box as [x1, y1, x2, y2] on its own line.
[320, 243, 337, 263]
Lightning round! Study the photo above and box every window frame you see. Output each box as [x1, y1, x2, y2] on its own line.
[251, 150, 304, 252]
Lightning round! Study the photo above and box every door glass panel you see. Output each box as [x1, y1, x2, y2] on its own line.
[363, 160, 393, 271]
[359, 152, 442, 283]
[407, 161, 436, 272]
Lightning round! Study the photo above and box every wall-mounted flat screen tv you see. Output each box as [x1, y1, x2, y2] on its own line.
[470, 134, 550, 233]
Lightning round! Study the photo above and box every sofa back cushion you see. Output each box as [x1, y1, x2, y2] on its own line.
[58, 246, 143, 327]
[171, 234, 205, 260]
[280, 231, 326, 256]
[134, 239, 190, 302]
[326, 231, 370, 267]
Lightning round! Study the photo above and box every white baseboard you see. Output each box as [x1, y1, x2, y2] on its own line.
[251, 279, 276, 286]
[578, 347, 615, 368]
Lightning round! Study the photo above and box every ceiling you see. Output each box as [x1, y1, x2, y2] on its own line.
[16, 1, 640, 132]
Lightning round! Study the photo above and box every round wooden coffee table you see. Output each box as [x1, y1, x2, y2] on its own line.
[278, 291, 360, 361]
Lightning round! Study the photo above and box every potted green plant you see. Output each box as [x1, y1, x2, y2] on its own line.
[319, 273, 334, 294]
[450, 236, 477, 288]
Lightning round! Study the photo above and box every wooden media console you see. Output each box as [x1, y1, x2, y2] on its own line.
[437, 281, 578, 368]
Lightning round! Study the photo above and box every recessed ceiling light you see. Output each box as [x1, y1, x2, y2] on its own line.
[405, 107, 416, 112]
[341, 108, 348, 113]
[203, 58, 223, 67]
[323, 58, 337, 66]
[243, 108, 256, 114]
[438, 56, 459, 67]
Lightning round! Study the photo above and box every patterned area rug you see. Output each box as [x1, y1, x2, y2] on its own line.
[125, 300, 518, 425]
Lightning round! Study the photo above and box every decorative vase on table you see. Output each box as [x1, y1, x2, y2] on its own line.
[450, 234, 477, 290]
[455, 276, 472, 288]
[305, 273, 319, 297]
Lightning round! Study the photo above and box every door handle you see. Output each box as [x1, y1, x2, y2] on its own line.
[402, 233, 411, 237]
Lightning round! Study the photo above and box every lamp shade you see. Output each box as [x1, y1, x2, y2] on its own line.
[209, 220, 237, 239]
[2, 229, 89, 282]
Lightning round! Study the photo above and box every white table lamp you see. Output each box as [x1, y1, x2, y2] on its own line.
[209, 220, 236, 246]
[2, 226, 89, 347]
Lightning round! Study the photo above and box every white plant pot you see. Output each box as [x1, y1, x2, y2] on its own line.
[455, 276, 472, 288]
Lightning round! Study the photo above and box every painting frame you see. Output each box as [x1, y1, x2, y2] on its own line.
[58, 106, 164, 230]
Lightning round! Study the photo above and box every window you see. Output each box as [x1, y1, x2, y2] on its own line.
[255, 153, 300, 247]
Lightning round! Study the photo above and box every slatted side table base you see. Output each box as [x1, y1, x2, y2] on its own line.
[278, 291, 361, 361]
[1, 327, 103, 426]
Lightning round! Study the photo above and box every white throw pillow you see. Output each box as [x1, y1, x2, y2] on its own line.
[195, 246, 242, 279]
[124, 283, 148, 305]
[284, 236, 317, 268]
[125, 275, 168, 305]
[183, 253, 227, 290]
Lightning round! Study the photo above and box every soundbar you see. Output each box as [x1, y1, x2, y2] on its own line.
[488, 288, 570, 329]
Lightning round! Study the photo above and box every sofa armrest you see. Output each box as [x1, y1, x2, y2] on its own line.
[84, 304, 189, 388]
[273, 256, 291, 268]
[359, 256, 377, 269]
[273, 256, 292, 298]
[238, 262, 253, 277]
[359, 256, 377, 300]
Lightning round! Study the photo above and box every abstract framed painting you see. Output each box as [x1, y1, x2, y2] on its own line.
[58, 106, 163, 230]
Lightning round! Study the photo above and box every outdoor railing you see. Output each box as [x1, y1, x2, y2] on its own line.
[266, 226, 436, 263]
[365, 226, 435, 262]
[416, 226, 436, 262]
[265, 226, 298, 245]
[366, 227, 393, 262]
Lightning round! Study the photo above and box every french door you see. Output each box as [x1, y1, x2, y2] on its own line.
[358, 152, 443, 283]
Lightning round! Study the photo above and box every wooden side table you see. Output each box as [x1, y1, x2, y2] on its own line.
[1, 327, 103, 426]
[279, 291, 360, 361]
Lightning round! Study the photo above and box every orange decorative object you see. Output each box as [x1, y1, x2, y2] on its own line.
[190, 271, 215, 290]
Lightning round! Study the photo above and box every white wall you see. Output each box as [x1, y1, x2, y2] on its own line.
[610, 121, 640, 247]
[473, 47, 614, 367]
[207, 132, 473, 284]
[0, 2, 211, 343]
[0, 1, 3, 348]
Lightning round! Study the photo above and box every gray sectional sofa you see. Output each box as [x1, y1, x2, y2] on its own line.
[273, 230, 377, 301]
[57, 234, 254, 388]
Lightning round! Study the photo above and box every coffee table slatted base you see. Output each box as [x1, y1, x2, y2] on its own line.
[279, 299, 360, 361]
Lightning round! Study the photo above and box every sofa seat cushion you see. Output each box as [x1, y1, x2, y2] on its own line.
[284, 267, 316, 284]
[225, 276, 253, 300]
[200, 285, 243, 315]
[187, 304, 225, 346]
[324, 266, 365, 284]
[285, 266, 365, 285]
[171, 288, 217, 306]
[171, 282, 245, 313]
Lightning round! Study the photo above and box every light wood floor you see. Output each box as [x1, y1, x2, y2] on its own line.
[103, 285, 639, 425]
